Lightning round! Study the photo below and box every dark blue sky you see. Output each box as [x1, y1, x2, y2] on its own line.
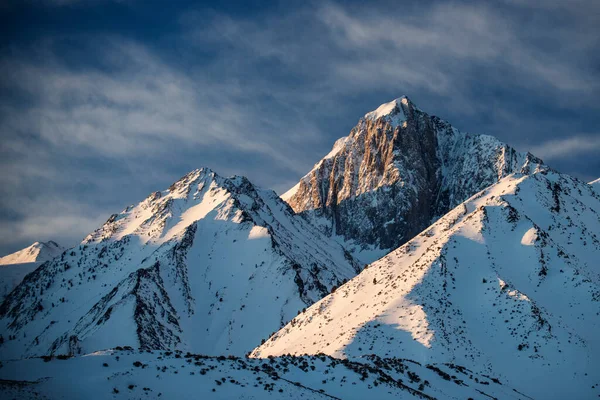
[1, 0, 599, 255]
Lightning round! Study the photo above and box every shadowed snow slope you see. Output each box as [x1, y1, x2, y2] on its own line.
[254, 169, 600, 399]
[283, 96, 543, 263]
[0, 241, 64, 300]
[0, 349, 530, 400]
[0, 168, 359, 358]
[591, 177, 600, 193]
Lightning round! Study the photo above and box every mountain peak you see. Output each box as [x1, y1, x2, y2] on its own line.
[283, 95, 544, 263]
[364, 96, 413, 126]
[0, 241, 64, 266]
[0, 167, 359, 358]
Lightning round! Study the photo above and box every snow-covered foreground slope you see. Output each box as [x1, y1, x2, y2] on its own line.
[254, 169, 600, 399]
[0, 168, 359, 358]
[0, 349, 530, 400]
[0, 241, 64, 300]
[283, 96, 542, 263]
[0, 241, 63, 266]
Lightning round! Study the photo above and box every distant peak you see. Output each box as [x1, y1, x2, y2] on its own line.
[0, 240, 63, 265]
[364, 96, 414, 126]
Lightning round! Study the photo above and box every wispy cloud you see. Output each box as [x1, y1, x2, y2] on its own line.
[0, 38, 328, 251]
[1, 0, 599, 254]
[0, 40, 321, 169]
[530, 135, 600, 160]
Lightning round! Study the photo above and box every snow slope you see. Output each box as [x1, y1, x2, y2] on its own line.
[0, 168, 359, 359]
[0, 263, 39, 301]
[0, 349, 530, 400]
[253, 169, 600, 399]
[283, 96, 542, 263]
[0, 241, 63, 265]
[591, 177, 600, 193]
[0, 241, 64, 300]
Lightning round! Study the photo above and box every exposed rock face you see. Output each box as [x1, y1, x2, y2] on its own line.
[283, 96, 543, 261]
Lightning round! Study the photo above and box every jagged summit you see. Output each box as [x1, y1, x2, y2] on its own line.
[254, 169, 600, 399]
[364, 96, 413, 126]
[282, 96, 544, 263]
[0, 168, 359, 358]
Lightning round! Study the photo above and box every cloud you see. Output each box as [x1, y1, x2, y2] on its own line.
[1, 0, 599, 254]
[0, 197, 105, 250]
[182, 1, 600, 119]
[0, 38, 332, 253]
[317, 2, 599, 97]
[0, 40, 321, 170]
[530, 135, 600, 160]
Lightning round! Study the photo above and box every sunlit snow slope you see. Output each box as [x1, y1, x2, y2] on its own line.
[0, 168, 359, 358]
[254, 169, 600, 399]
[0, 241, 63, 266]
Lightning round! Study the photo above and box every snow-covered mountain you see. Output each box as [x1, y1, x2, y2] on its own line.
[254, 169, 600, 399]
[0, 241, 64, 300]
[0, 241, 63, 266]
[283, 96, 543, 263]
[0, 168, 359, 358]
[591, 177, 600, 192]
[0, 349, 530, 400]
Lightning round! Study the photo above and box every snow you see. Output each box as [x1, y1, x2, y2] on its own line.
[247, 225, 270, 240]
[364, 96, 408, 126]
[282, 95, 543, 265]
[323, 136, 350, 160]
[280, 181, 301, 202]
[0, 349, 530, 400]
[253, 170, 600, 400]
[1, 96, 597, 400]
[0, 241, 64, 299]
[0, 241, 63, 265]
[591, 177, 600, 193]
[0, 262, 39, 300]
[0, 168, 360, 359]
[520, 227, 538, 246]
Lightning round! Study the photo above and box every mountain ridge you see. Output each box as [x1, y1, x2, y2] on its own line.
[282, 96, 543, 263]
[252, 168, 600, 399]
[0, 168, 359, 358]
